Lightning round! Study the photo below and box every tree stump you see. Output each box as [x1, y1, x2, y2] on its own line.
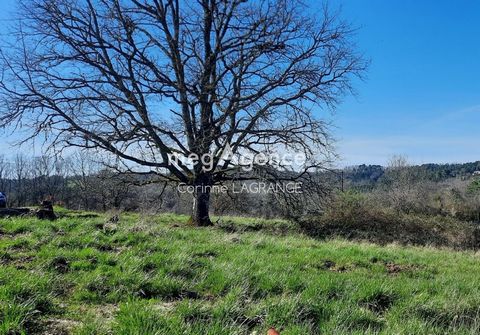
[36, 200, 57, 220]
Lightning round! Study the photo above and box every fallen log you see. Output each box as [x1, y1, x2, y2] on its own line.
[0, 208, 31, 218]
[0, 201, 57, 220]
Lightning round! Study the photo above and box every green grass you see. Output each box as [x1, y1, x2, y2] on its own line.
[1, 210, 480, 334]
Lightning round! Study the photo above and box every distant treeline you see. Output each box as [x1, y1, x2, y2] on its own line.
[344, 161, 480, 190]
[0, 154, 295, 217]
[1, 153, 479, 218]
[0, 154, 135, 210]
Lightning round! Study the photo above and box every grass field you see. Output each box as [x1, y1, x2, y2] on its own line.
[1, 209, 480, 334]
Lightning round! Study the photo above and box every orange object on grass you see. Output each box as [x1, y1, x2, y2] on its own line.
[267, 328, 280, 335]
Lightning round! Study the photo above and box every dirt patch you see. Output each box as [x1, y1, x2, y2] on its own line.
[360, 293, 395, 315]
[142, 261, 157, 273]
[318, 260, 350, 272]
[136, 280, 200, 300]
[368, 257, 425, 276]
[8, 239, 31, 250]
[92, 304, 119, 321]
[78, 303, 119, 326]
[96, 244, 125, 254]
[37, 318, 80, 335]
[334, 265, 349, 272]
[236, 314, 263, 330]
[146, 288, 201, 301]
[13, 255, 35, 269]
[174, 289, 200, 300]
[49, 256, 70, 273]
[322, 260, 336, 269]
[0, 251, 13, 264]
[385, 262, 421, 275]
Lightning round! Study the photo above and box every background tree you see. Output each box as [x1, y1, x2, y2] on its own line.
[378, 155, 428, 213]
[13, 154, 28, 206]
[0, 0, 366, 225]
[0, 155, 11, 195]
[69, 151, 102, 209]
[30, 155, 68, 203]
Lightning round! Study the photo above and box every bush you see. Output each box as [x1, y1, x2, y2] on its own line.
[299, 191, 480, 249]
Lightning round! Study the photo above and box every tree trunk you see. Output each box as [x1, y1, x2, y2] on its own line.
[191, 181, 213, 226]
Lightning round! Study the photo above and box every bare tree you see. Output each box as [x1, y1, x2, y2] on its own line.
[12, 154, 29, 206]
[69, 151, 102, 209]
[29, 155, 69, 203]
[0, 0, 366, 225]
[377, 155, 430, 214]
[0, 155, 11, 193]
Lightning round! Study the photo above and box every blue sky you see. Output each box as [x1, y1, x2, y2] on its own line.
[327, 0, 480, 166]
[0, 0, 479, 166]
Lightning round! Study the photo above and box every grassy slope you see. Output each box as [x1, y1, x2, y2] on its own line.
[1, 210, 480, 334]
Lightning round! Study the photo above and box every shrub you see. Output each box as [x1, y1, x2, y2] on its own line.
[298, 191, 480, 249]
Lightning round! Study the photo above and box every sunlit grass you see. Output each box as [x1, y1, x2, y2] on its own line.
[1, 210, 480, 334]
